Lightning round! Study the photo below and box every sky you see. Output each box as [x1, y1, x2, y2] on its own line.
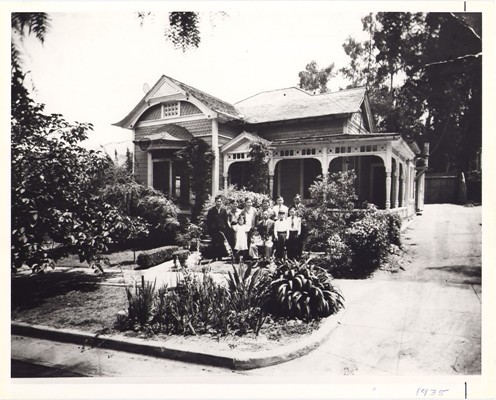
[15, 7, 371, 160]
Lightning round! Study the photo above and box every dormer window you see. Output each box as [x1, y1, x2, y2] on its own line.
[162, 102, 179, 118]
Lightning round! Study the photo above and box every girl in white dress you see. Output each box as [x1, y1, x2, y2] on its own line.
[232, 214, 250, 261]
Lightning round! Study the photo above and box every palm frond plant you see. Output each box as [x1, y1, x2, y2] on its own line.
[265, 259, 344, 321]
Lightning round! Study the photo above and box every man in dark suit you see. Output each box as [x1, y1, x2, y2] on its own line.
[257, 210, 275, 260]
[206, 195, 229, 261]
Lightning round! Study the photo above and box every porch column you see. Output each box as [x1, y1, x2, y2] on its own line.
[322, 147, 329, 178]
[211, 118, 220, 195]
[147, 152, 153, 187]
[393, 163, 400, 208]
[268, 156, 276, 199]
[223, 174, 228, 190]
[385, 143, 392, 210]
[401, 167, 406, 207]
[385, 172, 392, 210]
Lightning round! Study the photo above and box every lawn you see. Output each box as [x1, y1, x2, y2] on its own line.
[11, 270, 127, 333]
[11, 262, 325, 354]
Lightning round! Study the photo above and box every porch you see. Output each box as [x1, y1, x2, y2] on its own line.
[221, 133, 420, 218]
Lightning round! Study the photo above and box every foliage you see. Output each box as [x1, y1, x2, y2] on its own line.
[124, 147, 133, 174]
[246, 141, 271, 194]
[176, 138, 214, 222]
[125, 276, 157, 330]
[136, 245, 180, 269]
[298, 60, 335, 93]
[264, 259, 345, 320]
[302, 171, 357, 251]
[339, 12, 482, 173]
[165, 12, 201, 52]
[172, 249, 190, 267]
[11, 71, 143, 273]
[344, 209, 390, 272]
[101, 179, 180, 248]
[176, 221, 203, 250]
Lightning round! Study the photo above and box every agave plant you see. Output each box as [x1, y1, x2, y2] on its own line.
[265, 259, 344, 320]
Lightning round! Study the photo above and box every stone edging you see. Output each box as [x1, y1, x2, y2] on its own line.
[11, 315, 340, 370]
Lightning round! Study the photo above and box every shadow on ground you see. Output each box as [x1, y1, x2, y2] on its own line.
[11, 271, 106, 310]
[425, 265, 481, 285]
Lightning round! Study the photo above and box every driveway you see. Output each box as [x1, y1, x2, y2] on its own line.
[244, 204, 482, 376]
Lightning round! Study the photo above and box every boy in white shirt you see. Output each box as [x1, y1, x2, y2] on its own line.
[273, 211, 289, 260]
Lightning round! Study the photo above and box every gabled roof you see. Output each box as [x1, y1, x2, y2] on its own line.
[235, 86, 367, 124]
[220, 131, 271, 153]
[113, 75, 242, 129]
[165, 75, 242, 120]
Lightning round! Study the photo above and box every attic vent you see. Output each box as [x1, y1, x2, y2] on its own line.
[162, 102, 179, 118]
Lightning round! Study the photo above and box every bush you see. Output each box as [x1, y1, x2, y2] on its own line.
[264, 259, 345, 320]
[302, 171, 357, 252]
[386, 211, 402, 247]
[172, 249, 190, 267]
[102, 181, 180, 248]
[125, 276, 157, 330]
[176, 221, 203, 250]
[344, 211, 390, 273]
[136, 245, 180, 269]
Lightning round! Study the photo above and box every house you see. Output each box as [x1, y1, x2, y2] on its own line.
[114, 75, 423, 219]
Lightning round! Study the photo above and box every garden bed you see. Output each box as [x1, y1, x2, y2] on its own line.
[11, 269, 324, 354]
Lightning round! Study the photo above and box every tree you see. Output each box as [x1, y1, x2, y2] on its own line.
[175, 138, 214, 222]
[298, 60, 335, 93]
[125, 147, 133, 174]
[11, 13, 147, 272]
[246, 141, 271, 194]
[11, 71, 145, 272]
[339, 12, 482, 173]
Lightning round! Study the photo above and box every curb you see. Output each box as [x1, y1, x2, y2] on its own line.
[12, 315, 340, 371]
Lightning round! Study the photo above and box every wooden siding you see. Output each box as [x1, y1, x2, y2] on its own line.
[180, 101, 202, 116]
[256, 118, 344, 141]
[135, 119, 211, 140]
[219, 123, 242, 139]
[139, 104, 162, 122]
[133, 144, 148, 185]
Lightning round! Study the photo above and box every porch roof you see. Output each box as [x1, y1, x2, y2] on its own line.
[271, 133, 421, 154]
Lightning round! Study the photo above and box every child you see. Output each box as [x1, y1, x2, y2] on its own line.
[273, 210, 289, 260]
[249, 228, 263, 260]
[286, 207, 302, 260]
[232, 214, 250, 262]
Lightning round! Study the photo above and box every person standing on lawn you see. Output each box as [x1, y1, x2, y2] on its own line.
[232, 213, 250, 262]
[206, 195, 229, 261]
[257, 210, 275, 260]
[291, 194, 305, 257]
[226, 199, 241, 249]
[256, 198, 275, 224]
[243, 197, 257, 242]
[272, 196, 288, 220]
[286, 206, 302, 260]
[273, 210, 289, 260]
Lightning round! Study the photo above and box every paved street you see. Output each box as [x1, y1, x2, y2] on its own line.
[11, 204, 482, 377]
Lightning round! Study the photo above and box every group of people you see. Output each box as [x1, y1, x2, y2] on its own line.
[206, 194, 305, 263]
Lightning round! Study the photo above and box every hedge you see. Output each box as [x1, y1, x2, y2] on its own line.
[136, 245, 180, 269]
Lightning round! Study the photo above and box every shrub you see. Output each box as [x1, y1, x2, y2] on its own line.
[264, 259, 344, 320]
[102, 181, 180, 248]
[125, 276, 157, 330]
[172, 249, 190, 267]
[344, 211, 390, 273]
[302, 171, 357, 251]
[385, 211, 402, 247]
[136, 245, 180, 269]
[176, 221, 203, 250]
